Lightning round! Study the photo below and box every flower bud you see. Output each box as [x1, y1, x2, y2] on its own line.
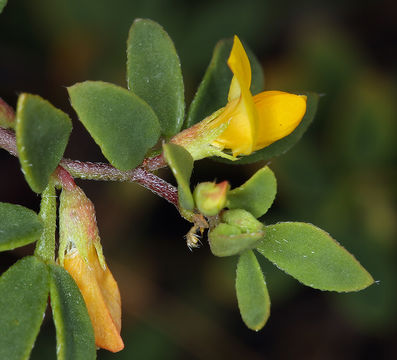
[193, 181, 229, 216]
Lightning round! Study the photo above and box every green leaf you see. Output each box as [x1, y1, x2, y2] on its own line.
[16, 94, 72, 193]
[0, 0, 7, 14]
[34, 180, 56, 262]
[0, 256, 50, 360]
[236, 250, 270, 331]
[256, 222, 374, 292]
[186, 37, 264, 128]
[0, 202, 43, 252]
[209, 222, 264, 257]
[232, 92, 319, 164]
[163, 143, 194, 210]
[68, 81, 161, 171]
[227, 166, 277, 218]
[0, 97, 14, 128]
[49, 264, 96, 360]
[127, 19, 185, 138]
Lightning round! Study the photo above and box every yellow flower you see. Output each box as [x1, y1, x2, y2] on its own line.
[59, 184, 124, 353]
[171, 36, 307, 159]
[211, 36, 307, 156]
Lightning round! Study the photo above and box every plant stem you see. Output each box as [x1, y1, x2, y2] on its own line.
[0, 126, 178, 207]
[34, 179, 57, 263]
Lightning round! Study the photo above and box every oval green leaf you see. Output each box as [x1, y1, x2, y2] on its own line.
[163, 143, 194, 210]
[16, 94, 72, 193]
[127, 19, 185, 138]
[227, 166, 277, 218]
[233, 91, 319, 164]
[0, 256, 50, 360]
[256, 222, 374, 292]
[68, 81, 161, 171]
[236, 250, 270, 331]
[49, 264, 96, 360]
[0, 202, 43, 252]
[186, 37, 264, 128]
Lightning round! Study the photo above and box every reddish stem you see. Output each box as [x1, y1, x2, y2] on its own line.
[0, 126, 178, 207]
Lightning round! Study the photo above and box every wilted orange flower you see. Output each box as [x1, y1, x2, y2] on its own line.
[59, 182, 124, 352]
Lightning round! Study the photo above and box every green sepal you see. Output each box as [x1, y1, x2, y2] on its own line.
[227, 166, 277, 218]
[16, 94, 72, 193]
[49, 264, 96, 360]
[68, 81, 161, 171]
[230, 91, 319, 164]
[163, 143, 194, 210]
[186, 37, 264, 128]
[0, 256, 50, 360]
[236, 250, 271, 331]
[127, 19, 185, 138]
[256, 222, 374, 292]
[0, 202, 43, 252]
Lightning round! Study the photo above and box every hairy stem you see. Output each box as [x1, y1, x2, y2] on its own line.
[0, 126, 178, 207]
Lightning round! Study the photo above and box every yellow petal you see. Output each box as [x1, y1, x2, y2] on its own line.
[227, 35, 251, 101]
[212, 36, 258, 156]
[253, 91, 307, 150]
[64, 245, 124, 352]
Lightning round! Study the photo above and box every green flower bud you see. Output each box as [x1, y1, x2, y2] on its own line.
[193, 181, 229, 216]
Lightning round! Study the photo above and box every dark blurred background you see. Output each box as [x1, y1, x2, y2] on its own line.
[1, 0, 396, 359]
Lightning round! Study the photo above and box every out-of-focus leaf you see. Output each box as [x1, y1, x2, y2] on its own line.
[163, 143, 194, 210]
[230, 91, 319, 164]
[49, 264, 96, 360]
[0, 0, 7, 14]
[127, 19, 184, 138]
[186, 37, 264, 128]
[0, 97, 14, 128]
[68, 81, 161, 171]
[0, 256, 50, 360]
[16, 94, 72, 193]
[236, 250, 270, 330]
[227, 166, 277, 218]
[0, 202, 43, 252]
[256, 222, 374, 292]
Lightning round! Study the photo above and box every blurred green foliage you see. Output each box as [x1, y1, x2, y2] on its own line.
[1, 0, 396, 358]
